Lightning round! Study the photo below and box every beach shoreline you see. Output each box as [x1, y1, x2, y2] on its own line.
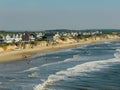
[0, 38, 120, 63]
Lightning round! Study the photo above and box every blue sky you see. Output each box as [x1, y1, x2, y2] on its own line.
[0, 0, 120, 30]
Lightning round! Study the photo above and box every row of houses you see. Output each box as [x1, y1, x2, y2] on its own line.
[0, 31, 103, 44]
[0, 33, 37, 44]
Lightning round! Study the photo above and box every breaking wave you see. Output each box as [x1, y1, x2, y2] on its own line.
[20, 67, 39, 73]
[34, 49, 120, 90]
[41, 55, 81, 67]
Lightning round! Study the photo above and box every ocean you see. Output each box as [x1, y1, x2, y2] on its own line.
[0, 41, 120, 90]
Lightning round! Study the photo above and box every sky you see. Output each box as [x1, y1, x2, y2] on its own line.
[0, 0, 120, 31]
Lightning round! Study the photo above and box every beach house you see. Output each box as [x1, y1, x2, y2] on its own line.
[22, 33, 30, 42]
[44, 33, 55, 41]
[14, 34, 22, 42]
[4, 34, 14, 43]
[0, 35, 4, 44]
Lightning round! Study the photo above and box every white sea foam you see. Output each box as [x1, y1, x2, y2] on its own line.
[114, 49, 120, 58]
[34, 50, 120, 90]
[64, 55, 81, 62]
[21, 55, 81, 73]
[41, 55, 81, 67]
[63, 49, 74, 52]
[76, 44, 88, 49]
[41, 61, 62, 67]
[28, 72, 40, 78]
[104, 42, 111, 44]
[116, 49, 120, 52]
[20, 67, 39, 73]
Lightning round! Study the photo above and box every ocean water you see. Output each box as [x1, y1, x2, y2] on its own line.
[0, 42, 120, 90]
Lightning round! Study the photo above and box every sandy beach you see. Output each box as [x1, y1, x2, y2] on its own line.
[0, 38, 120, 62]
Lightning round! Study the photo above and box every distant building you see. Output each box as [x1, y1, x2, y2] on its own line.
[36, 33, 43, 40]
[29, 34, 36, 41]
[22, 33, 30, 42]
[0, 36, 4, 44]
[44, 33, 55, 41]
[53, 33, 61, 41]
[4, 34, 13, 43]
[14, 34, 22, 42]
